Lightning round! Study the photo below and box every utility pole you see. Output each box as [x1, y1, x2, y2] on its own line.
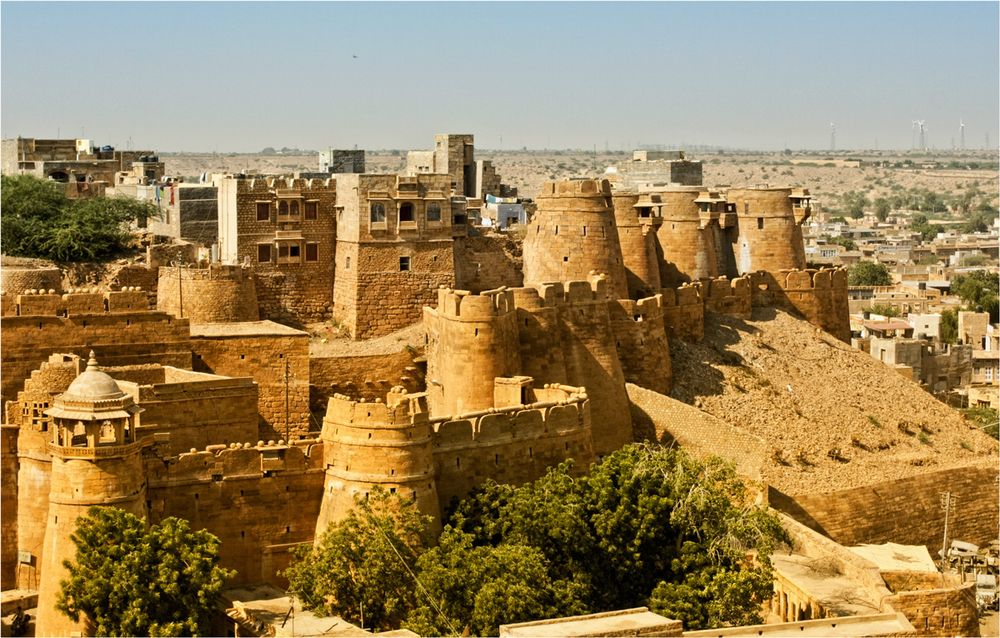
[284, 358, 290, 443]
[940, 491, 956, 567]
[175, 261, 184, 318]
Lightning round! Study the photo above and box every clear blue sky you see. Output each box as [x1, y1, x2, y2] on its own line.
[2, 1, 997, 152]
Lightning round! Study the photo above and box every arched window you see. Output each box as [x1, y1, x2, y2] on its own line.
[370, 202, 386, 223]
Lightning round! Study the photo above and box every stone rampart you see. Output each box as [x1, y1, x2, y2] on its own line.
[881, 572, 979, 638]
[660, 284, 704, 341]
[1, 425, 18, 589]
[309, 349, 421, 417]
[430, 384, 594, 508]
[610, 192, 662, 298]
[751, 268, 851, 343]
[610, 296, 672, 394]
[692, 275, 752, 317]
[726, 187, 807, 275]
[1, 311, 192, 406]
[769, 461, 999, 554]
[156, 264, 259, 323]
[6, 287, 149, 317]
[626, 383, 766, 480]
[146, 439, 325, 586]
[0, 266, 63, 298]
[653, 187, 721, 285]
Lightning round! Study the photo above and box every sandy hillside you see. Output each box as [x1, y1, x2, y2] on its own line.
[669, 308, 998, 495]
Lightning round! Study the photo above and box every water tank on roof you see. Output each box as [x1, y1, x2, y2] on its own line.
[100, 145, 114, 153]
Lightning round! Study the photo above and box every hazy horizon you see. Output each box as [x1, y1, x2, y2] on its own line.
[2, 1, 998, 153]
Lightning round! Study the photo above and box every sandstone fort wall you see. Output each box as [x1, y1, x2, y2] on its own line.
[693, 276, 753, 318]
[1, 425, 18, 589]
[751, 269, 851, 343]
[609, 296, 672, 395]
[660, 284, 704, 341]
[455, 235, 523, 294]
[610, 193, 662, 298]
[0, 267, 62, 297]
[726, 188, 807, 275]
[156, 265, 259, 323]
[146, 441, 325, 586]
[654, 188, 720, 285]
[191, 326, 311, 441]
[769, 461, 999, 553]
[881, 572, 979, 638]
[309, 350, 421, 417]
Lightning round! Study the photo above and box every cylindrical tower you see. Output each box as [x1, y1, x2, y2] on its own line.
[315, 388, 440, 538]
[610, 193, 662, 299]
[726, 187, 807, 274]
[523, 179, 629, 300]
[423, 288, 521, 416]
[35, 354, 146, 638]
[511, 286, 568, 385]
[654, 187, 721, 286]
[156, 264, 259, 322]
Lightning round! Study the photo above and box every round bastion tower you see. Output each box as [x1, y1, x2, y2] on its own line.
[726, 187, 808, 274]
[523, 179, 629, 300]
[654, 187, 721, 286]
[316, 388, 441, 538]
[35, 353, 147, 638]
[610, 192, 662, 299]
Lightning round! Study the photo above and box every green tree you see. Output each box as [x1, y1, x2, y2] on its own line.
[874, 197, 891, 222]
[284, 489, 432, 632]
[57, 507, 232, 637]
[940, 308, 958, 344]
[827, 236, 857, 252]
[909, 213, 939, 242]
[0, 175, 157, 262]
[848, 261, 893, 287]
[963, 406, 999, 439]
[842, 191, 869, 219]
[870, 303, 900, 318]
[951, 270, 999, 323]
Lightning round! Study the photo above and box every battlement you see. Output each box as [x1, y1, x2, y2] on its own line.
[157, 264, 251, 282]
[5, 287, 149, 317]
[160, 438, 324, 482]
[511, 274, 610, 309]
[324, 388, 430, 429]
[660, 283, 704, 341]
[537, 178, 612, 198]
[429, 383, 589, 448]
[750, 267, 851, 343]
[609, 294, 665, 323]
[433, 287, 516, 320]
[692, 275, 753, 317]
[771, 267, 848, 291]
[231, 175, 336, 194]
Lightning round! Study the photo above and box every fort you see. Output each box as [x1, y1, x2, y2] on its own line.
[1, 153, 994, 637]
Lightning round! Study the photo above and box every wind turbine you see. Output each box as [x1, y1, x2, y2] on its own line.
[830, 123, 836, 151]
[959, 119, 966, 151]
[911, 120, 918, 150]
[914, 120, 927, 150]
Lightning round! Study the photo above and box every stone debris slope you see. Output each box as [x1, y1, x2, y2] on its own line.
[669, 308, 998, 495]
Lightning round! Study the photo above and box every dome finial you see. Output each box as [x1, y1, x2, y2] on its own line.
[87, 351, 99, 371]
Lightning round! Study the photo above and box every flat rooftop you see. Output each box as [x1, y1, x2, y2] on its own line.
[190, 320, 309, 338]
[683, 612, 915, 637]
[500, 607, 682, 637]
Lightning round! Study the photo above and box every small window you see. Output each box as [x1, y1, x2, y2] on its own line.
[427, 202, 441, 222]
[399, 202, 415, 222]
[289, 200, 299, 216]
[345, 256, 351, 270]
[256, 202, 270, 221]
[305, 201, 318, 220]
[278, 201, 289, 216]
[399, 256, 411, 271]
[757, 217, 764, 230]
[305, 243, 319, 262]
[257, 244, 272, 263]
[370, 202, 386, 223]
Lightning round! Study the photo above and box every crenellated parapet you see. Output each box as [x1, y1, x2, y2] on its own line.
[149, 438, 324, 485]
[750, 267, 850, 342]
[609, 294, 672, 395]
[432, 286, 516, 320]
[230, 175, 337, 194]
[692, 275, 753, 318]
[8, 287, 149, 317]
[660, 283, 705, 341]
[156, 264, 259, 323]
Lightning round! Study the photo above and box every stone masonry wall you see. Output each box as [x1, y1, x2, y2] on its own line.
[157, 265, 259, 323]
[660, 284, 704, 341]
[455, 234, 523, 293]
[609, 296, 672, 395]
[752, 269, 851, 343]
[191, 331, 312, 441]
[0, 267, 63, 296]
[882, 576, 979, 638]
[1, 425, 18, 589]
[146, 441, 325, 586]
[694, 276, 752, 317]
[309, 350, 422, 419]
[1, 312, 192, 406]
[769, 461, 999, 553]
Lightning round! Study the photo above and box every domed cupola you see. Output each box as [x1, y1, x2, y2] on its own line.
[46, 352, 142, 449]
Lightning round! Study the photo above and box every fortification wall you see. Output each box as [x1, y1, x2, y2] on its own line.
[123, 375, 260, 456]
[317, 391, 440, 536]
[510, 287, 569, 385]
[626, 383, 766, 480]
[654, 188, 720, 285]
[752, 268, 851, 343]
[334, 241, 456, 339]
[431, 386, 595, 508]
[1, 311, 192, 405]
[455, 234, 523, 293]
[609, 296, 672, 395]
[523, 179, 629, 300]
[660, 284, 704, 341]
[146, 440, 325, 586]
[1, 425, 18, 589]
[0, 266, 62, 296]
[309, 350, 421, 418]
[693, 276, 752, 317]
[881, 573, 979, 638]
[191, 327, 311, 441]
[610, 193, 662, 298]
[424, 288, 521, 416]
[769, 461, 999, 553]
[156, 265, 259, 323]
[726, 188, 807, 275]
